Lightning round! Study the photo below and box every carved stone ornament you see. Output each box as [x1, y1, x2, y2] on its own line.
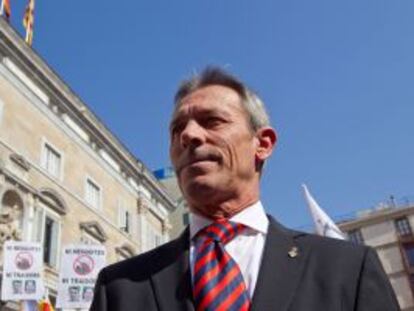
[0, 204, 22, 246]
[137, 196, 153, 215]
[80, 221, 108, 243]
[9, 153, 31, 171]
[116, 244, 135, 259]
[162, 221, 172, 234]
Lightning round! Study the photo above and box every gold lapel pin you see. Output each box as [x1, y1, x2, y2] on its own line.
[288, 246, 299, 258]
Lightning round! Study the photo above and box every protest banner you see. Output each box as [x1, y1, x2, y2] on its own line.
[56, 244, 106, 309]
[1, 240, 44, 301]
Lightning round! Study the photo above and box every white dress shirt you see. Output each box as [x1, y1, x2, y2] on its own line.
[189, 201, 269, 298]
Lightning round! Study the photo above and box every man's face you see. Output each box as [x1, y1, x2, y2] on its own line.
[169, 85, 260, 215]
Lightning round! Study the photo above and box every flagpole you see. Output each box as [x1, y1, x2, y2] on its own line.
[25, 25, 30, 43]
[31, 0, 35, 44]
[25, 1, 30, 44]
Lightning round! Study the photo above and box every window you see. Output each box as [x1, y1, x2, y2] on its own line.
[43, 216, 58, 265]
[147, 226, 163, 249]
[395, 217, 412, 237]
[348, 229, 364, 245]
[34, 207, 60, 268]
[403, 243, 414, 267]
[182, 212, 190, 226]
[118, 206, 131, 234]
[85, 178, 101, 209]
[41, 143, 62, 178]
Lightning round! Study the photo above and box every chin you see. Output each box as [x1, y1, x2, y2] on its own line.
[182, 179, 217, 201]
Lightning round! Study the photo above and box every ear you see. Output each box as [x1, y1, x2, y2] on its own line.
[255, 127, 277, 162]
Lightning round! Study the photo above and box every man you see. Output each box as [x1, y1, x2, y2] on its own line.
[90, 67, 399, 311]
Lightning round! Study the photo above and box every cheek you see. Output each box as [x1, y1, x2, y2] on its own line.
[169, 145, 180, 164]
[235, 141, 257, 168]
[220, 139, 253, 168]
[211, 136, 233, 162]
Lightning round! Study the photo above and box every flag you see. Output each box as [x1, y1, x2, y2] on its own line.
[0, 0, 11, 21]
[19, 301, 37, 311]
[22, 0, 35, 45]
[38, 298, 54, 311]
[302, 184, 345, 240]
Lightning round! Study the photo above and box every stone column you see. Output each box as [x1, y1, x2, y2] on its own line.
[161, 220, 171, 243]
[22, 192, 35, 241]
[137, 198, 149, 253]
[0, 173, 5, 193]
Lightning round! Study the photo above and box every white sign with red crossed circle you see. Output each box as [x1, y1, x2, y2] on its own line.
[1, 240, 44, 300]
[56, 244, 106, 309]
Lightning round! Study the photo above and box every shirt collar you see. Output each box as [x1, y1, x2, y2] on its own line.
[189, 201, 269, 239]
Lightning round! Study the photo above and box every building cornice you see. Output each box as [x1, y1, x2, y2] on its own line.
[339, 206, 414, 232]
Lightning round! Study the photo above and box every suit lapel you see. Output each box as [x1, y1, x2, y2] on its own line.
[150, 217, 309, 311]
[150, 228, 194, 311]
[250, 217, 309, 311]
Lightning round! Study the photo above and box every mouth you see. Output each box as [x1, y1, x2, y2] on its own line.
[178, 154, 221, 173]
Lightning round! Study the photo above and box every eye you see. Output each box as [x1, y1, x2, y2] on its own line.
[203, 116, 224, 128]
[170, 122, 185, 137]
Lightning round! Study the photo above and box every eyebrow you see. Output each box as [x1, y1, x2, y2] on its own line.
[170, 108, 233, 128]
[171, 99, 243, 130]
[169, 116, 182, 131]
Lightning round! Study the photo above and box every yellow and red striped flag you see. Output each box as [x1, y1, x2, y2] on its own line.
[22, 0, 35, 45]
[38, 298, 54, 311]
[0, 0, 11, 21]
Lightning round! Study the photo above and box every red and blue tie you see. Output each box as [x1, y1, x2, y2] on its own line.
[193, 220, 251, 311]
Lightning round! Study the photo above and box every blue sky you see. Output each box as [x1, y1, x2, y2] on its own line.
[6, 0, 414, 229]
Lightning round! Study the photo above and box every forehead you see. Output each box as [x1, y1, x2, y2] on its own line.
[172, 85, 246, 121]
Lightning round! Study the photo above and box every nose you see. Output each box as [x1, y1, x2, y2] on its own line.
[180, 120, 205, 149]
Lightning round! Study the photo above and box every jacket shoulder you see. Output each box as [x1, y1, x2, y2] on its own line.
[291, 229, 372, 269]
[296, 230, 365, 251]
[99, 232, 188, 283]
[267, 214, 369, 264]
[269, 216, 367, 257]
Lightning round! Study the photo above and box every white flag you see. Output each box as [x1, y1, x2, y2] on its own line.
[302, 184, 345, 240]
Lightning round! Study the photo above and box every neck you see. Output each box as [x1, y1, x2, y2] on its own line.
[189, 186, 260, 220]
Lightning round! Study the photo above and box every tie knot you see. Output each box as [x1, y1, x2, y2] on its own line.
[195, 220, 246, 245]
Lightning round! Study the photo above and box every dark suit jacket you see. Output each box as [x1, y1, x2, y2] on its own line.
[90, 217, 400, 310]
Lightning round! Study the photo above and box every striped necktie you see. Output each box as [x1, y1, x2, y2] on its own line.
[193, 220, 251, 311]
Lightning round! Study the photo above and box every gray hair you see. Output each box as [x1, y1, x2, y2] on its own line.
[174, 67, 271, 132]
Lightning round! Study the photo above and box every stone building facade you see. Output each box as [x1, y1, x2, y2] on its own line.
[339, 205, 414, 311]
[0, 18, 175, 308]
[154, 167, 189, 239]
